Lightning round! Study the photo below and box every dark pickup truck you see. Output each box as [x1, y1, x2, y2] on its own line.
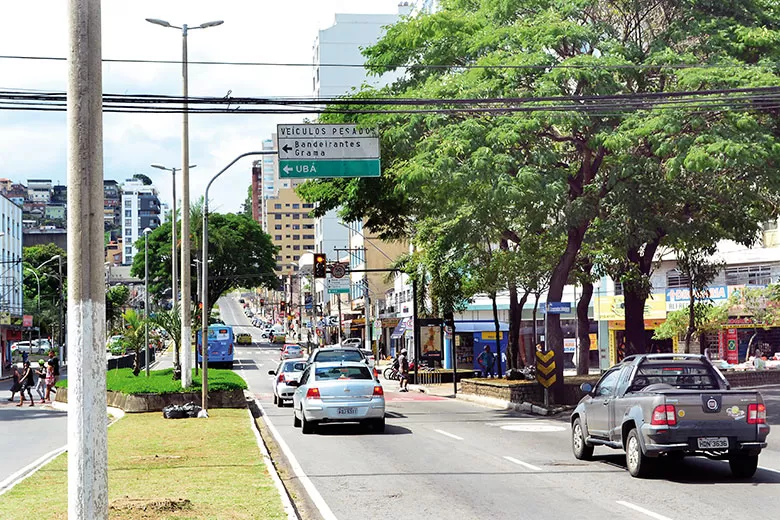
[571, 353, 770, 478]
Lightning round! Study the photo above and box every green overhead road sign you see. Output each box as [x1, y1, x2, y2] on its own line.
[277, 123, 380, 179]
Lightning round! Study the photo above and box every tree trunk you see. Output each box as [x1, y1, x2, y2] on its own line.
[133, 350, 141, 376]
[491, 292, 502, 378]
[531, 293, 540, 346]
[507, 281, 519, 371]
[623, 289, 648, 356]
[519, 290, 530, 368]
[576, 279, 593, 375]
[684, 277, 695, 354]
[546, 223, 589, 403]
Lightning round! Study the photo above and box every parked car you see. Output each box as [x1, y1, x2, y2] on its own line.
[341, 338, 362, 348]
[11, 341, 37, 355]
[571, 353, 770, 478]
[236, 333, 252, 345]
[281, 344, 304, 360]
[290, 361, 385, 434]
[360, 349, 376, 369]
[268, 359, 307, 407]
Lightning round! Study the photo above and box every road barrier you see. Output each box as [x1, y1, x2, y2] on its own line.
[416, 370, 442, 386]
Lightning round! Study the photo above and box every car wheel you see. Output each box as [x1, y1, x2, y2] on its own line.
[273, 394, 278, 405]
[293, 409, 301, 428]
[571, 418, 594, 461]
[625, 428, 655, 478]
[373, 418, 385, 433]
[276, 396, 284, 408]
[729, 454, 759, 479]
[301, 414, 316, 434]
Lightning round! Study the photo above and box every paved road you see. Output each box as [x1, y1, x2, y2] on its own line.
[0, 402, 66, 485]
[208, 296, 780, 520]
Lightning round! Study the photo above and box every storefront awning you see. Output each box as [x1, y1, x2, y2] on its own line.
[390, 318, 409, 339]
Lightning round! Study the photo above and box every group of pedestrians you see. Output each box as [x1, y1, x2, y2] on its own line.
[7, 350, 59, 406]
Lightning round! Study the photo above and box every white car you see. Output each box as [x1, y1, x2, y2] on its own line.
[268, 359, 307, 407]
[290, 361, 385, 434]
[341, 338, 362, 348]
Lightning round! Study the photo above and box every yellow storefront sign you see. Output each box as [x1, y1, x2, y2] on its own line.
[481, 331, 504, 340]
[595, 294, 667, 321]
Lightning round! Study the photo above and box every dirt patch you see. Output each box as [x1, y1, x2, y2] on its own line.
[110, 497, 193, 512]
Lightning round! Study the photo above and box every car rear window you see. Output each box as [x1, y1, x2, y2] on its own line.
[282, 361, 306, 372]
[635, 364, 718, 390]
[314, 350, 363, 363]
[315, 366, 372, 380]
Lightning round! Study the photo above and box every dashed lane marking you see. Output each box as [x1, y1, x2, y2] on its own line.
[503, 456, 542, 471]
[616, 501, 674, 520]
[434, 429, 463, 441]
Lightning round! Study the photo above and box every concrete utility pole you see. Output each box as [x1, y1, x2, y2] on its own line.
[67, 0, 108, 518]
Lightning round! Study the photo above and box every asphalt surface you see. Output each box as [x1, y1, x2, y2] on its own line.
[219, 295, 780, 520]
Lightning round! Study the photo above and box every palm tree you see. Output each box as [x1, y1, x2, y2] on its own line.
[122, 309, 147, 376]
[150, 304, 182, 380]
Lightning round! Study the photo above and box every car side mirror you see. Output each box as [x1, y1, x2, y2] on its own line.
[268, 370, 275, 376]
[580, 383, 593, 394]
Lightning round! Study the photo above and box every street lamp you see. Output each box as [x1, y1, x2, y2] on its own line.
[201, 151, 273, 413]
[36, 255, 63, 361]
[23, 267, 42, 343]
[151, 163, 196, 312]
[147, 16, 223, 388]
[144, 227, 152, 377]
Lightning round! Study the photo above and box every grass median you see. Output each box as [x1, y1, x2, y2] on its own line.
[0, 409, 285, 520]
[56, 367, 248, 394]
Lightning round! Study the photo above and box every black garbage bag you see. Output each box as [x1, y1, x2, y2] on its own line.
[162, 404, 188, 419]
[182, 402, 203, 418]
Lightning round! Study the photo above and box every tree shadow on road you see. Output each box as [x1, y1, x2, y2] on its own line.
[313, 422, 412, 436]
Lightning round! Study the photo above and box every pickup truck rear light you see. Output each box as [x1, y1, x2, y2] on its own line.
[306, 387, 321, 399]
[373, 385, 384, 396]
[748, 403, 766, 424]
[651, 404, 677, 426]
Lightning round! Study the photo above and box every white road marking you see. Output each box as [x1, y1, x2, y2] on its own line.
[759, 465, 780, 475]
[238, 368, 338, 520]
[616, 501, 674, 520]
[0, 445, 67, 496]
[503, 456, 542, 471]
[434, 429, 464, 441]
[500, 424, 566, 433]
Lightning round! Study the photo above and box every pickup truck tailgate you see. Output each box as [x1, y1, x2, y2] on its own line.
[655, 390, 769, 449]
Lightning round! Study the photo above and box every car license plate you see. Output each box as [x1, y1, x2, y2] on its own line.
[697, 437, 729, 449]
[337, 407, 357, 415]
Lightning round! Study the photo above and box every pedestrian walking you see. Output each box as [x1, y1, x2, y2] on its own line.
[397, 348, 410, 392]
[8, 364, 21, 402]
[44, 350, 59, 402]
[17, 361, 35, 407]
[35, 359, 47, 401]
[477, 345, 496, 378]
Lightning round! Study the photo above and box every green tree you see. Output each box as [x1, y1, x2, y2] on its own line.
[106, 285, 130, 327]
[132, 173, 153, 186]
[298, 0, 780, 402]
[150, 304, 182, 380]
[121, 309, 147, 376]
[131, 212, 279, 310]
[240, 185, 253, 217]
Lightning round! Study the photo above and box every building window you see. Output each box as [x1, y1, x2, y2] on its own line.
[303, 203, 314, 209]
[614, 281, 623, 296]
[124, 199, 131, 207]
[303, 224, 314, 229]
[666, 270, 691, 289]
[125, 247, 132, 254]
[274, 235, 282, 240]
[292, 203, 300, 209]
[303, 245, 314, 250]
[274, 214, 282, 220]
[725, 265, 772, 286]
[274, 203, 282, 209]
[285, 224, 291, 228]
[124, 209, 131, 217]
[276, 255, 282, 261]
[293, 235, 300, 240]
[303, 234, 314, 240]
[292, 214, 300, 220]
[293, 255, 300, 261]
[285, 235, 291, 239]
[292, 224, 300, 230]
[274, 224, 282, 230]
[124, 219, 131, 227]
[293, 245, 300, 251]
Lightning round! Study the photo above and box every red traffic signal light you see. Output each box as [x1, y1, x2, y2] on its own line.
[280, 301, 286, 311]
[260, 299, 265, 306]
[314, 253, 327, 278]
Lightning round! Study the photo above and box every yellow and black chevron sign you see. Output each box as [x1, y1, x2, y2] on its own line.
[536, 350, 556, 388]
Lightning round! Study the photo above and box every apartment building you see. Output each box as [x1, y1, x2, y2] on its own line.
[0, 194, 23, 377]
[27, 179, 52, 203]
[120, 179, 161, 265]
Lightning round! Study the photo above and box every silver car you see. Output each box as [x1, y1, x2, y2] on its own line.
[268, 359, 307, 407]
[291, 361, 385, 434]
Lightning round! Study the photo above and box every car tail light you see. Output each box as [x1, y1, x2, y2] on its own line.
[277, 373, 285, 383]
[306, 387, 320, 399]
[748, 403, 766, 424]
[373, 368, 379, 379]
[373, 386, 384, 396]
[651, 404, 677, 426]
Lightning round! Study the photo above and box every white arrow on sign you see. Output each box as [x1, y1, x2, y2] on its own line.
[282, 165, 293, 175]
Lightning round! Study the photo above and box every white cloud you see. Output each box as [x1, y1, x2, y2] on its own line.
[0, 0, 403, 212]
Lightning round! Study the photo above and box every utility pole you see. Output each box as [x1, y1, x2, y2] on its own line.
[67, 0, 108, 518]
[58, 255, 64, 362]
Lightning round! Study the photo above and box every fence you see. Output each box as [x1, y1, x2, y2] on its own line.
[107, 349, 155, 371]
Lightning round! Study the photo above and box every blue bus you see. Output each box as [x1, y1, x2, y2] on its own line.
[197, 325, 235, 369]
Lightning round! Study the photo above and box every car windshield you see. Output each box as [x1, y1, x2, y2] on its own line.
[282, 361, 306, 372]
[315, 366, 372, 380]
[314, 350, 363, 363]
[634, 364, 719, 390]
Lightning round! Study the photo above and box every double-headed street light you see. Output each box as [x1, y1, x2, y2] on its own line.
[147, 16, 223, 387]
[144, 227, 152, 377]
[151, 163, 196, 309]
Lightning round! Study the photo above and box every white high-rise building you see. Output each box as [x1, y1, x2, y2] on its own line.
[121, 180, 161, 265]
[0, 194, 23, 377]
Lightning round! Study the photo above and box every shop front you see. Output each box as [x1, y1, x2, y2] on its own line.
[443, 321, 508, 374]
[595, 294, 672, 366]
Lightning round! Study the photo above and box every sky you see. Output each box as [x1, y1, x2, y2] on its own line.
[0, 0, 405, 214]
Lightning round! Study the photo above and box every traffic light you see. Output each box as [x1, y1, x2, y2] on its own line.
[280, 301, 286, 312]
[259, 298, 265, 307]
[314, 253, 327, 278]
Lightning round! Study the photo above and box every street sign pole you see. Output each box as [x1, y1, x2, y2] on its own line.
[544, 305, 549, 407]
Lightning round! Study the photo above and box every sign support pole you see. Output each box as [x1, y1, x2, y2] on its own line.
[544, 304, 549, 408]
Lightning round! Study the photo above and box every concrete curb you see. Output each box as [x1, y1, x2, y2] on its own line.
[453, 392, 568, 416]
[246, 405, 299, 520]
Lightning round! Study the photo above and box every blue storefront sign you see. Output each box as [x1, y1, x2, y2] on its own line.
[545, 302, 571, 314]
